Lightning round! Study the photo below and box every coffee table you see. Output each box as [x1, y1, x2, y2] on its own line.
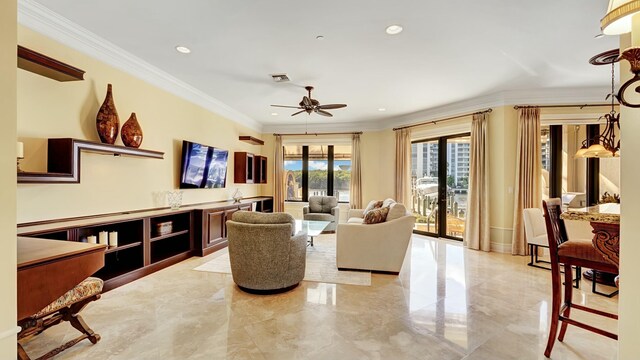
[295, 220, 330, 247]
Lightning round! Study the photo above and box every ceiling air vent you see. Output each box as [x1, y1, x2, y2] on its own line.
[271, 73, 290, 82]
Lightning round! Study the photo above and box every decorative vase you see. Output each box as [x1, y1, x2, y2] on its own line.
[121, 112, 143, 148]
[232, 189, 243, 203]
[166, 191, 183, 210]
[96, 84, 119, 144]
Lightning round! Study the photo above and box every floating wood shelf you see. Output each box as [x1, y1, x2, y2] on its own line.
[17, 46, 85, 82]
[18, 138, 164, 184]
[238, 136, 264, 145]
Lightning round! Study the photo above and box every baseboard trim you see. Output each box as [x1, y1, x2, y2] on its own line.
[491, 242, 511, 253]
[0, 326, 21, 340]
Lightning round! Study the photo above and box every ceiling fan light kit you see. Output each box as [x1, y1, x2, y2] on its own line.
[271, 86, 347, 117]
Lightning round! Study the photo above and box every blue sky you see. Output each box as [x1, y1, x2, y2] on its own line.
[284, 160, 351, 171]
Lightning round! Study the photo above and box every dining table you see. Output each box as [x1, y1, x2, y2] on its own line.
[561, 203, 620, 288]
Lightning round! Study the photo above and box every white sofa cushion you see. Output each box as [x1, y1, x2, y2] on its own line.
[382, 198, 396, 208]
[347, 217, 364, 224]
[386, 203, 408, 222]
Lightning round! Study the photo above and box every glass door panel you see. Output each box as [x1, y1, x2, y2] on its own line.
[411, 140, 439, 235]
[445, 136, 470, 238]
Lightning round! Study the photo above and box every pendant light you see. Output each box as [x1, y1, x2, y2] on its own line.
[576, 51, 621, 158]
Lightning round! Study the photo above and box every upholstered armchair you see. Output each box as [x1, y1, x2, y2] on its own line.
[303, 196, 340, 232]
[226, 211, 307, 293]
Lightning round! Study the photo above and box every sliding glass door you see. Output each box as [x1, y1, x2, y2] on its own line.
[411, 134, 470, 240]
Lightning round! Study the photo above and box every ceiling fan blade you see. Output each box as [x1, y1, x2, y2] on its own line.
[302, 96, 313, 107]
[291, 110, 306, 116]
[315, 109, 333, 117]
[271, 105, 303, 109]
[317, 104, 347, 110]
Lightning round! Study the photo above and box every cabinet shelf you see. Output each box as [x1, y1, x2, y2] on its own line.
[238, 136, 264, 145]
[105, 241, 142, 254]
[18, 138, 164, 184]
[149, 229, 189, 243]
[18, 45, 85, 82]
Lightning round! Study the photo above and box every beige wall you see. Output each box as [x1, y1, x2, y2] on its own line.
[361, 130, 395, 202]
[0, 0, 17, 356]
[17, 27, 272, 223]
[619, 30, 639, 360]
[488, 107, 518, 252]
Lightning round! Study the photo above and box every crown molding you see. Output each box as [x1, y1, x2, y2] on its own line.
[17, 0, 263, 132]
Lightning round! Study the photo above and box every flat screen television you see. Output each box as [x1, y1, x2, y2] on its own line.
[179, 140, 229, 189]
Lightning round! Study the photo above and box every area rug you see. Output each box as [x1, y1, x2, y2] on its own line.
[193, 234, 371, 286]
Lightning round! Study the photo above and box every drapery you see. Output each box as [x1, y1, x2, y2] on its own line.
[511, 107, 542, 255]
[394, 128, 412, 205]
[350, 133, 363, 209]
[274, 135, 285, 212]
[464, 112, 491, 251]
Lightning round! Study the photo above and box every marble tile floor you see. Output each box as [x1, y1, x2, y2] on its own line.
[20, 234, 619, 360]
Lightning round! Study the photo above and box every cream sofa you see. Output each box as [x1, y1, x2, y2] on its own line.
[336, 199, 415, 273]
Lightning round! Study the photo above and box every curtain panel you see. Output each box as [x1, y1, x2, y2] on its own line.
[274, 135, 285, 212]
[350, 134, 363, 209]
[511, 107, 542, 255]
[394, 128, 412, 205]
[464, 112, 491, 251]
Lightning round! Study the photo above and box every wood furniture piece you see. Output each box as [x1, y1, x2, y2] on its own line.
[18, 138, 164, 184]
[17, 238, 106, 359]
[17, 45, 85, 82]
[18, 197, 274, 291]
[234, 152, 255, 183]
[19, 210, 194, 292]
[238, 136, 264, 145]
[562, 203, 620, 296]
[194, 201, 253, 256]
[542, 199, 618, 358]
[254, 155, 268, 184]
[17, 237, 106, 320]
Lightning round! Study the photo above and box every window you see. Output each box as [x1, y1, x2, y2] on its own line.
[284, 144, 351, 203]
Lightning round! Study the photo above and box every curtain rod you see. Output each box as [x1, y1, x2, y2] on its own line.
[513, 104, 613, 110]
[273, 131, 363, 136]
[392, 108, 492, 131]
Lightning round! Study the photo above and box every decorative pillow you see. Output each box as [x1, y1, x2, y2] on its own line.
[386, 203, 408, 222]
[363, 200, 383, 214]
[382, 198, 396, 208]
[363, 207, 389, 224]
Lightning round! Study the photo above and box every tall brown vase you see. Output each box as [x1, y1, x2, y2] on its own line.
[96, 84, 119, 144]
[122, 112, 143, 148]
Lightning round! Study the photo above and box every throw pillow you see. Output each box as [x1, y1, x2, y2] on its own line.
[363, 206, 389, 224]
[363, 200, 384, 214]
[386, 203, 408, 221]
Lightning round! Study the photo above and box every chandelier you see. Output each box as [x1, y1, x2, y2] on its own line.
[575, 50, 620, 158]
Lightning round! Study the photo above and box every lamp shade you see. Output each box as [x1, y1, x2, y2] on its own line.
[575, 146, 589, 158]
[601, 0, 640, 35]
[584, 143, 614, 158]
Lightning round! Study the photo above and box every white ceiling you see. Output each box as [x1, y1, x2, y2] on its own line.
[27, 0, 617, 131]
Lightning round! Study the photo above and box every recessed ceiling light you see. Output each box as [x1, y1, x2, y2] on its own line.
[271, 112, 278, 116]
[316, 35, 325, 40]
[385, 25, 403, 35]
[378, 108, 387, 112]
[175, 46, 191, 54]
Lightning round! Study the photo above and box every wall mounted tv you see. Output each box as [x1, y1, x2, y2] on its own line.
[179, 140, 229, 189]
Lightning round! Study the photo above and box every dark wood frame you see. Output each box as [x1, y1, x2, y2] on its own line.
[542, 198, 618, 358]
[238, 136, 264, 145]
[17, 45, 85, 82]
[18, 138, 164, 184]
[20, 197, 274, 291]
[234, 152, 255, 184]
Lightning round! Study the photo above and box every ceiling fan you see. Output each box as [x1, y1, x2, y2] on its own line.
[271, 86, 347, 117]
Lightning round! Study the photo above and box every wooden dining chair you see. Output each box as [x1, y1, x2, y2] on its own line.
[542, 198, 618, 358]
